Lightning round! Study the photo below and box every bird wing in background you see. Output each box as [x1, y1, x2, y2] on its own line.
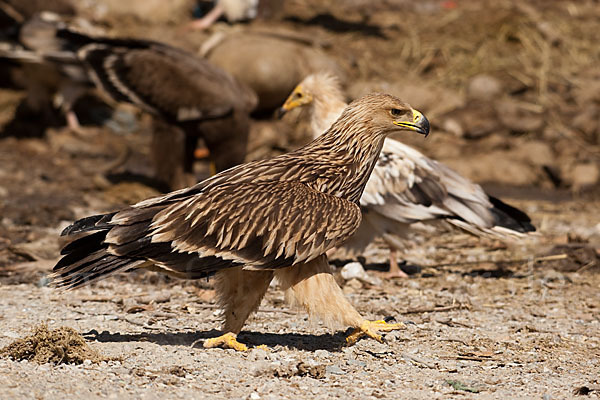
[363, 139, 534, 237]
[78, 43, 256, 123]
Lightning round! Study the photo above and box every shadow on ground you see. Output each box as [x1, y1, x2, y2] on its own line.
[83, 329, 349, 352]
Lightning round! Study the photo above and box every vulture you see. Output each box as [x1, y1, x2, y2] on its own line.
[279, 73, 536, 277]
[1, 14, 257, 188]
[52, 93, 430, 350]
[0, 2, 82, 132]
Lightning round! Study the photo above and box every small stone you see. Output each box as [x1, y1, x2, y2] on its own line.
[346, 359, 367, 368]
[250, 392, 261, 400]
[571, 163, 599, 190]
[442, 118, 464, 137]
[248, 348, 269, 361]
[340, 262, 381, 286]
[343, 278, 363, 294]
[325, 365, 345, 375]
[249, 361, 270, 377]
[313, 349, 328, 359]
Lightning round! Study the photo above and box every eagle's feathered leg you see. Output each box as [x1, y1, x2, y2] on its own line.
[203, 267, 274, 351]
[275, 255, 404, 345]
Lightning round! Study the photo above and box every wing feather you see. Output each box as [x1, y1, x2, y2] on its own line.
[124, 181, 362, 275]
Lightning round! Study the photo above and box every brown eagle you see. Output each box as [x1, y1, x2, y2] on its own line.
[52, 93, 430, 350]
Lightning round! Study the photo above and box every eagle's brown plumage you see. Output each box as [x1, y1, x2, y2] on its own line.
[52, 93, 430, 349]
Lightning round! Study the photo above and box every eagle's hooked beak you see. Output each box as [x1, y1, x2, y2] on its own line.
[394, 109, 430, 137]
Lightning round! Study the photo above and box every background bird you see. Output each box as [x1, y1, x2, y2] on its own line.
[0, 4, 86, 134]
[279, 73, 536, 278]
[2, 16, 257, 188]
[63, 27, 258, 188]
[51, 93, 430, 350]
[185, 0, 259, 31]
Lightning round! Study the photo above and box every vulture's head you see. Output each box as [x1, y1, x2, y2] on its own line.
[278, 73, 343, 116]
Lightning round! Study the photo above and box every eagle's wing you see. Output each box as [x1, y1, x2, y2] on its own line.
[53, 177, 361, 288]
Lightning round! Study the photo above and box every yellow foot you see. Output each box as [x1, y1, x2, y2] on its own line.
[203, 332, 248, 351]
[346, 319, 405, 345]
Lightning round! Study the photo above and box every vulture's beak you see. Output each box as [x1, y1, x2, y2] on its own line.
[276, 88, 307, 119]
[275, 106, 288, 119]
[394, 109, 430, 137]
[276, 97, 298, 119]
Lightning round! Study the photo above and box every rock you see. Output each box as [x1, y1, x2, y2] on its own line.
[512, 140, 555, 166]
[346, 359, 367, 367]
[248, 348, 270, 362]
[453, 102, 500, 139]
[325, 364, 345, 375]
[443, 152, 539, 186]
[313, 349, 329, 359]
[442, 118, 464, 138]
[467, 74, 502, 102]
[571, 104, 599, 139]
[204, 33, 344, 111]
[343, 278, 364, 294]
[249, 361, 271, 377]
[340, 262, 381, 286]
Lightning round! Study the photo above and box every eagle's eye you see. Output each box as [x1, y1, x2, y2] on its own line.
[390, 108, 403, 117]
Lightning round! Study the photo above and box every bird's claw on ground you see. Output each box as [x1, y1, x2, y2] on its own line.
[346, 319, 406, 345]
[201, 332, 248, 351]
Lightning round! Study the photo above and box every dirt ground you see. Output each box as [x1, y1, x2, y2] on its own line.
[1, 0, 600, 399]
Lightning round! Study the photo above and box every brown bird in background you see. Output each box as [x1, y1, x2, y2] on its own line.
[279, 73, 536, 278]
[3, 17, 258, 189]
[0, 0, 75, 25]
[52, 93, 430, 350]
[68, 28, 258, 189]
[0, 3, 83, 133]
